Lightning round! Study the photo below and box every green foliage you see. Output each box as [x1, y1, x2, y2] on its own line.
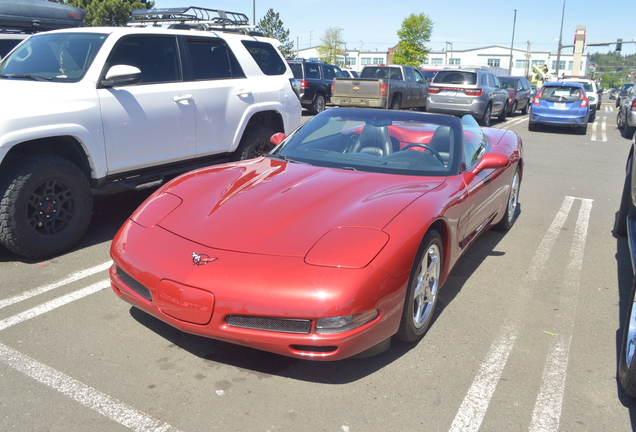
[392, 13, 433, 66]
[316, 28, 344, 64]
[59, 0, 155, 26]
[588, 51, 636, 89]
[257, 9, 295, 59]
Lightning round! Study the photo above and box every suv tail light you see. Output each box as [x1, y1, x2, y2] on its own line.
[631, 98, 636, 111]
[427, 86, 482, 96]
[299, 80, 309, 89]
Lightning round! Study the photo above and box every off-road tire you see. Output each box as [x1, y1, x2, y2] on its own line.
[231, 125, 276, 161]
[479, 104, 492, 127]
[0, 154, 92, 259]
[309, 94, 326, 115]
[390, 95, 402, 110]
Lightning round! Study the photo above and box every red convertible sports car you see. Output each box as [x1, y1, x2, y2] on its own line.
[109, 108, 523, 361]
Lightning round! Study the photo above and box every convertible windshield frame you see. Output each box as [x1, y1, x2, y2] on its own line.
[0, 32, 109, 83]
[272, 108, 467, 177]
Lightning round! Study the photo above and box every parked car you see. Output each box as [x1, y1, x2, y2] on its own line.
[0, 7, 302, 259]
[528, 81, 589, 134]
[331, 64, 428, 110]
[610, 88, 619, 100]
[426, 68, 509, 127]
[560, 78, 600, 122]
[287, 59, 345, 114]
[420, 68, 440, 83]
[341, 69, 359, 78]
[498, 75, 532, 115]
[617, 83, 635, 108]
[109, 108, 523, 361]
[614, 134, 636, 398]
[617, 84, 636, 139]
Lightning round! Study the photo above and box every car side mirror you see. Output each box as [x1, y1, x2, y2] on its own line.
[270, 132, 286, 146]
[100, 65, 142, 88]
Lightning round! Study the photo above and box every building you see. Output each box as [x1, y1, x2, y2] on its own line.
[295, 44, 589, 80]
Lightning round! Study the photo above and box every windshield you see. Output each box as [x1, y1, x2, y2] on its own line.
[0, 32, 108, 82]
[433, 70, 477, 85]
[272, 108, 468, 177]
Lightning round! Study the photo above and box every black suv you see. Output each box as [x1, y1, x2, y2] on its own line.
[287, 59, 345, 114]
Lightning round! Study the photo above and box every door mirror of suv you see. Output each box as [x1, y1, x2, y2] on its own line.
[101, 65, 142, 88]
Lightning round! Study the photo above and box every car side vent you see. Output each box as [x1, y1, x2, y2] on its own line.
[116, 267, 152, 302]
[226, 316, 311, 334]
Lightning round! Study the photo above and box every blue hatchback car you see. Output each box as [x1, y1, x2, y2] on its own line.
[528, 81, 590, 135]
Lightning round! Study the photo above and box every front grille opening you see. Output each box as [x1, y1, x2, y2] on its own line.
[226, 315, 311, 334]
[291, 345, 338, 353]
[116, 267, 152, 301]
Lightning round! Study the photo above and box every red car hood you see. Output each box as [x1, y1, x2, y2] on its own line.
[155, 157, 445, 256]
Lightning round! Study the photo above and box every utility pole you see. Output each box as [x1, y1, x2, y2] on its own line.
[508, 9, 517, 75]
[555, 0, 566, 78]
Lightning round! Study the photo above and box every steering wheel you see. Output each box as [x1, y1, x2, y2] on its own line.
[401, 144, 445, 165]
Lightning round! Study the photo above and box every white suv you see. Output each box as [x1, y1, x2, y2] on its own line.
[561, 78, 600, 122]
[0, 7, 301, 258]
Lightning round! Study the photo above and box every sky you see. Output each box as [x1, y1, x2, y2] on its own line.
[151, 0, 635, 56]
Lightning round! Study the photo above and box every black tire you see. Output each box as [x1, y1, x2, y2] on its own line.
[496, 166, 521, 230]
[619, 277, 636, 398]
[509, 101, 517, 116]
[615, 161, 635, 236]
[231, 125, 276, 161]
[389, 95, 402, 110]
[577, 123, 588, 135]
[396, 230, 443, 343]
[520, 101, 528, 115]
[589, 110, 596, 123]
[497, 102, 508, 122]
[618, 112, 625, 130]
[623, 126, 636, 140]
[0, 154, 92, 259]
[528, 121, 537, 132]
[309, 94, 326, 115]
[479, 104, 492, 127]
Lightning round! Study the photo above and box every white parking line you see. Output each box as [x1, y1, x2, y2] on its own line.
[0, 261, 112, 310]
[530, 198, 592, 432]
[449, 196, 592, 431]
[0, 265, 183, 432]
[591, 117, 607, 142]
[0, 343, 182, 432]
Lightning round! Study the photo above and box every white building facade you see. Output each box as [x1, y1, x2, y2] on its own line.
[295, 44, 589, 79]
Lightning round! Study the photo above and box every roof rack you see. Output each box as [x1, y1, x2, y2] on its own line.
[129, 6, 257, 34]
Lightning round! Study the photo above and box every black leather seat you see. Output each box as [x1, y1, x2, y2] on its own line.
[351, 125, 392, 157]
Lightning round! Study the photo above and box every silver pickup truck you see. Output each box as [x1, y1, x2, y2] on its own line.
[330, 65, 427, 110]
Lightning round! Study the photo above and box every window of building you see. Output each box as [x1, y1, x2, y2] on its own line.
[346, 57, 356, 66]
[431, 58, 443, 65]
[373, 57, 383, 64]
[532, 60, 545, 66]
[551, 60, 566, 70]
[449, 58, 460, 65]
[361, 57, 372, 65]
[515, 59, 527, 69]
[487, 58, 500, 67]
[422, 58, 429, 64]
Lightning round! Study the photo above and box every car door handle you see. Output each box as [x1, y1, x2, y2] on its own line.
[173, 94, 193, 103]
[235, 89, 253, 97]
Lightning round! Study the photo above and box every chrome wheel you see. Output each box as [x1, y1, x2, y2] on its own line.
[412, 242, 440, 329]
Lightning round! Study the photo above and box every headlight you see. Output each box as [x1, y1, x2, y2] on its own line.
[316, 310, 379, 334]
[131, 192, 182, 228]
[305, 227, 389, 268]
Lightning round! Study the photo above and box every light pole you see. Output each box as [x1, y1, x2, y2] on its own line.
[555, 0, 566, 78]
[508, 10, 517, 75]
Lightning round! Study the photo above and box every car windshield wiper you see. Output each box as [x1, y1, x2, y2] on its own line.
[264, 153, 311, 165]
[0, 74, 52, 81]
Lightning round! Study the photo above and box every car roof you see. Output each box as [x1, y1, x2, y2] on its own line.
[543, 81, 585, 88]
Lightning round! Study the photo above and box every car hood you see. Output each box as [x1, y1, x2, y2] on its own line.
[154, 157, 445, 256]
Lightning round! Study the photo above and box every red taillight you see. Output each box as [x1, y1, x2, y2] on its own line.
[631, 98, 636, 111]
[299, 80, 309, 89]
[331, 79, 335, 95]
[533, 95, 540, 106]
[579, 90, 588, 108]
[380, 82, 388, 96]
[427, 86, 441, 94]
[463, 88, 483, 96]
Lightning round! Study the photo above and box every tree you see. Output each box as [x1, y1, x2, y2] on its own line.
[316, 27, 344, 64]
[56, 0, 155, 27]
[257, 9, 295, 59]
[392, 13, 433, 67]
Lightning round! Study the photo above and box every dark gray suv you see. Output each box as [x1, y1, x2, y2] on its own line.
[426, 68, 509, 126]
[287, 59, 344, 114]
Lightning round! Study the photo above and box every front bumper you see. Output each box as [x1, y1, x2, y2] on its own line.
[109, 221, 407, 361]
